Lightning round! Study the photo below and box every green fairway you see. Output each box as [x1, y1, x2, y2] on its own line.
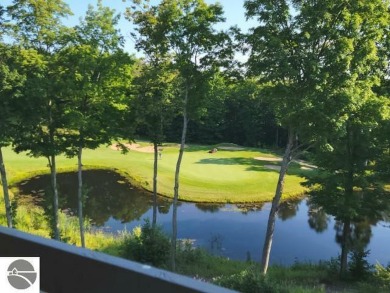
[1, 142, 309, 203]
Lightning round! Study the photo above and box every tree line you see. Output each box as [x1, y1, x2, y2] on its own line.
[1, 0, 389, 277]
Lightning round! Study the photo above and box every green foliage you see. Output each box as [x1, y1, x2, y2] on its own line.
[348, 250, 373, 280]
[58, 211, 91, 245]
[57, 1, 135, 157]
[324, 250, 374, 281]
[175, 240, 248, 279]
[122, 219, 170, 267]
[214, 268, 274, 293]
[324, 257, 341, 278]
[214, 263, 329, 293]
[374, 263, 390, 290]
[6, 0, 72, 48]
[14, 205, 50, 238]
[130, 59, 177, 145]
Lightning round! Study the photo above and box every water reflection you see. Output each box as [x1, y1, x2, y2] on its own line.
[195, 203, 224, 213]
[16, 170, 172, 226]
[15, 170, 390, 265]
[308, 187, 390, 272]
[307, 199, 331, 233]
[278, 199, 300, 221]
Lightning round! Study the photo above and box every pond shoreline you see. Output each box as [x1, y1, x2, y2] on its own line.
[2, 144, 308, 203]
[13, 169, 390, 268]
[10, 166, 306, 204]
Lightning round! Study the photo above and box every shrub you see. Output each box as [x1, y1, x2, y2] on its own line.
[213, 268, 275, 293]
[348, 250, 373, 280]
[177, 239, 202, 263]
[374, 263, 390, 290]
[122, 219, 170, 267]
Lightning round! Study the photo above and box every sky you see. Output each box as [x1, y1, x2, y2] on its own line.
[2, 0, 257, 56]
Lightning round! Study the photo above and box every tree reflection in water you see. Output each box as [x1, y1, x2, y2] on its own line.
[308, 188, 390, 273]
[16, 170, 172, 226]
[15, 171, 390, 265]
[195, 203, 225, 213]
[277, 199, 301, 221]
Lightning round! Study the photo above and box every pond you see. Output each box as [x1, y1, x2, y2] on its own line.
[16, 170, 390, 265]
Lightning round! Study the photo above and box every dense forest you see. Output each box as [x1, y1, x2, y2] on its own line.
[1, 0, 390, 286]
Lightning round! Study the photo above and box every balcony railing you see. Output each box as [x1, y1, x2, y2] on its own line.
[0, 226, 236, 293]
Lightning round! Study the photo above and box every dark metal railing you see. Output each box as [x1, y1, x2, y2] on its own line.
[0, 226, 236, 293]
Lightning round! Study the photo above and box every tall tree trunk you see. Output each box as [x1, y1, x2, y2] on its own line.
[47, 100, 59, 240]
[261, 128, 294, 274]
[78, 144, 85, 248]
[152, 142, 158, 227]
[0, 147, 13, 228]
[49, 155, 60, 240]
[340, 219, 351, 275]
[171, 83, 189, 272]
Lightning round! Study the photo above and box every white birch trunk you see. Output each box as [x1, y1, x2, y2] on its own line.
[171, 83, 189, 271]
[261, 129, 294, 274]
[152, 142, 158, 227]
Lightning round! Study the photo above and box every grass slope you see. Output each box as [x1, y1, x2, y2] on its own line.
[0, 142, 309, 203]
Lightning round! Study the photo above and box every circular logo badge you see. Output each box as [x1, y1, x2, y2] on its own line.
[7, 259, 37, 289]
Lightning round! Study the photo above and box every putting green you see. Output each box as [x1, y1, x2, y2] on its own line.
[1, 143, 309, 203]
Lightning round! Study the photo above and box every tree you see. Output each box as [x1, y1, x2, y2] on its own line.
[125, 0, 178, 228]
[131, 59, 176, 227]
[58, 0, 134, 247]
[244, 0, 390, 274]
[0, 7, 12, 228]
[223, 78, 277, 147]
[126, 0, 231, 270]
[0, 43, 25, 228]
[307, 97, 390, 274]
[0, 5, 4, 28]
[7, 0, 72, 240]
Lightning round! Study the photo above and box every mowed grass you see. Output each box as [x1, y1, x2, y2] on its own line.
[0, 142, 309, 203]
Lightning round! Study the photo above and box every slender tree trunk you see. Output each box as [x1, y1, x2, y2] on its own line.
[261, 128, 294, 274]
[171, 83, 189, 271]
[340, 219, 351, 275]
[47, 100, 59, 240]
[78, 145, 85, 248]
[49, 155, 60, 240]
[152, 142, 158, 227]
[0, 147, 13, 228]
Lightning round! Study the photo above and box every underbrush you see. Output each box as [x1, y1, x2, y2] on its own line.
[10, 202, 124, 251]
[121, 219, 170, 268]
[116, 221, 390, 292]
[212, 263, 329, 293]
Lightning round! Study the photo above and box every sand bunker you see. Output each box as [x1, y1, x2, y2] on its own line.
[264, 165, 281, 171]
[254, 156, 282, 162]
[110, 143, 155, 153]
[218, 146, 245, 150]
[255, 156, 316, 171]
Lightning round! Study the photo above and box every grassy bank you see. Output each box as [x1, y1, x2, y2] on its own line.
[1, 142, 310, 203]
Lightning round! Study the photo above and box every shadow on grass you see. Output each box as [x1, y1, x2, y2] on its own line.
[196, 157, 282, 175]
[195, 157, 316, 178]
[196, 157, 260, 166]
[182, 145, 262, 153]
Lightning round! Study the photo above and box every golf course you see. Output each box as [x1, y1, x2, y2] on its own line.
[2, 141, 311, 203]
